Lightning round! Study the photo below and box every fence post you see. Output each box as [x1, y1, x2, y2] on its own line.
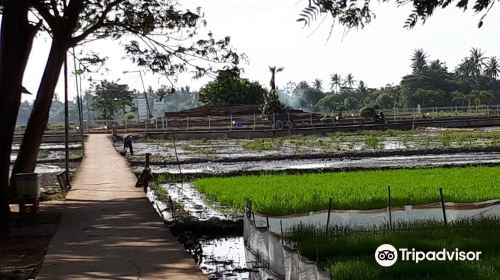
[186, 116, 189, 129]
[165, 116, 168, 131]
[387, 186, 392, 230]
[208, 116, 211, 131]
[280, 219, 284, 244]
[145, 119, 147, 131]
[325, 198, 332, 234]
[253, 114, 256, 130]
[169, 196, 175, 220]
[155, 119, 158, 130]
[439, 188, 447, 226]
[309, 113, 313, 125]
[230, 114, 233, 130]
[266, 215, 270, 229]
[145, 153, 151, 168]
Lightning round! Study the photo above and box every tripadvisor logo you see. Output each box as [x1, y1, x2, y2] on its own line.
[375, 244, 482, 267]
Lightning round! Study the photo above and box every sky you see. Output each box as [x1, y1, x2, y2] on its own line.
[21, 0, 500, 101]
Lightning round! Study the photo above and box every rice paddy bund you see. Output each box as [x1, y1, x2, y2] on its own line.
[194, 166, 500, 215]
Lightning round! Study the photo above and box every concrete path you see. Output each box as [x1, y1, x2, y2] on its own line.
[38, 134, 205, 280]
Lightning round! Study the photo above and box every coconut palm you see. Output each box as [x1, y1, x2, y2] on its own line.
[429, 59, 447, 72]
[313, 78, 323, 91]
[345, 73, 356, 88]
[456, 58, 476, 78]
[357, 80, 368, 96]
[269, 66, 284, 93]
[410, 48, 428, 73]
[484, 56, 500, 79]
[329, 73, 342, 92]
[469, 48, 485, 77]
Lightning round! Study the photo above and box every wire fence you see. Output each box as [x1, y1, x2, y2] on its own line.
[44, 104, 500, 133]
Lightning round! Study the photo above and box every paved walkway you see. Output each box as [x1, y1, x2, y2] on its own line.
[38, 134, 205, 280]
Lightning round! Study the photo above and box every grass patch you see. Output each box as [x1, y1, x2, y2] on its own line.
[240, 138, 284, 151]
[292, 218, 500, 280]
[150, 183, 169, 202]
[194, 166, 500, 215]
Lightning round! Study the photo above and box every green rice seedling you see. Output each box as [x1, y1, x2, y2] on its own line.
[240, 138, 284, 151]
[292, 218, 500, 280]
[364, 136, 384, 150]
[440, 132, 452, 148]
[194, 166, 500, 215]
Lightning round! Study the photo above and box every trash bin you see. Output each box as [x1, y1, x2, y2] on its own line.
[15, 173, 40, 199]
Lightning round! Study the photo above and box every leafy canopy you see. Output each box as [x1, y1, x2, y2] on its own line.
[199, 69, 267, 106]
[298, 0, 497, 30]
[23, 0, 241, 81]
[90, 80, 135, 120]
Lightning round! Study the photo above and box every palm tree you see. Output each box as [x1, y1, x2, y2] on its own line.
[345, 73, 356, 88]
[329, 73, 342, 93]
[269, 66, 284, 93]
[313, 78, 323, 91]
[456, 57, 475, 78]
[297, 80, 309, 89]
[429, 59, 446, 72]
[357, 80, 368, 96]
[410, 48, 428, 73]
[469, 47, 485, 77]
[484, 56, 500, 80]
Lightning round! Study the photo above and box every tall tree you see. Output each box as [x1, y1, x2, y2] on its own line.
[269, 66, 284, 93]
[9, 1, 240, 189]
[329, 73, 342, 92]
[411, 49, 428, 73]
[261, 66, 285, 118]
[90, 80, 134, 120]
[345, 73, 356, 88]
[469, 47, 485, 78]
[484, 57, 500, 80]
[313, 78, 323, 91]
[456, 57, 476, 79]
[198, 69, 266, 106]
[0, 0, 41, 225]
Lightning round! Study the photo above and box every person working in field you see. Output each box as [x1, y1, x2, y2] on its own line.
[122, 135, 134, 156]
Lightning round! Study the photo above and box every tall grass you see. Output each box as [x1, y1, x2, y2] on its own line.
[194, 166, 500, 215]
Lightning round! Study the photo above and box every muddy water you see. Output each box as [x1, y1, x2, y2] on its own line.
[164, 183, 239, 220]
[138, 152, 500, 175]
[147, 187, 267, 279]
[197, 237, 251, 280]
[11, 142, 82, 151]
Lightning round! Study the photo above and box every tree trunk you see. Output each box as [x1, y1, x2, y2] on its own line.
[0, 0, 39, 226]
[10, 40, 67, 189]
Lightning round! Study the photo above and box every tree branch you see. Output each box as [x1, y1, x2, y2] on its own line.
[50, 0, 60, 18]
[70, 0, 125, 44]
[28, 0, 57, 30]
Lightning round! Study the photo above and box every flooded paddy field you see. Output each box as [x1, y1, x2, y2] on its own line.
[10, 140, 83, 201]
[123, 127, 500, 163]
[136, 152, 500, 176]
[129, 128, 500, 279]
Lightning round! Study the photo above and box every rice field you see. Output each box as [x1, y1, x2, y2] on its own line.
[292, 218, 500, 280]
[194, 166, 500, 215]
